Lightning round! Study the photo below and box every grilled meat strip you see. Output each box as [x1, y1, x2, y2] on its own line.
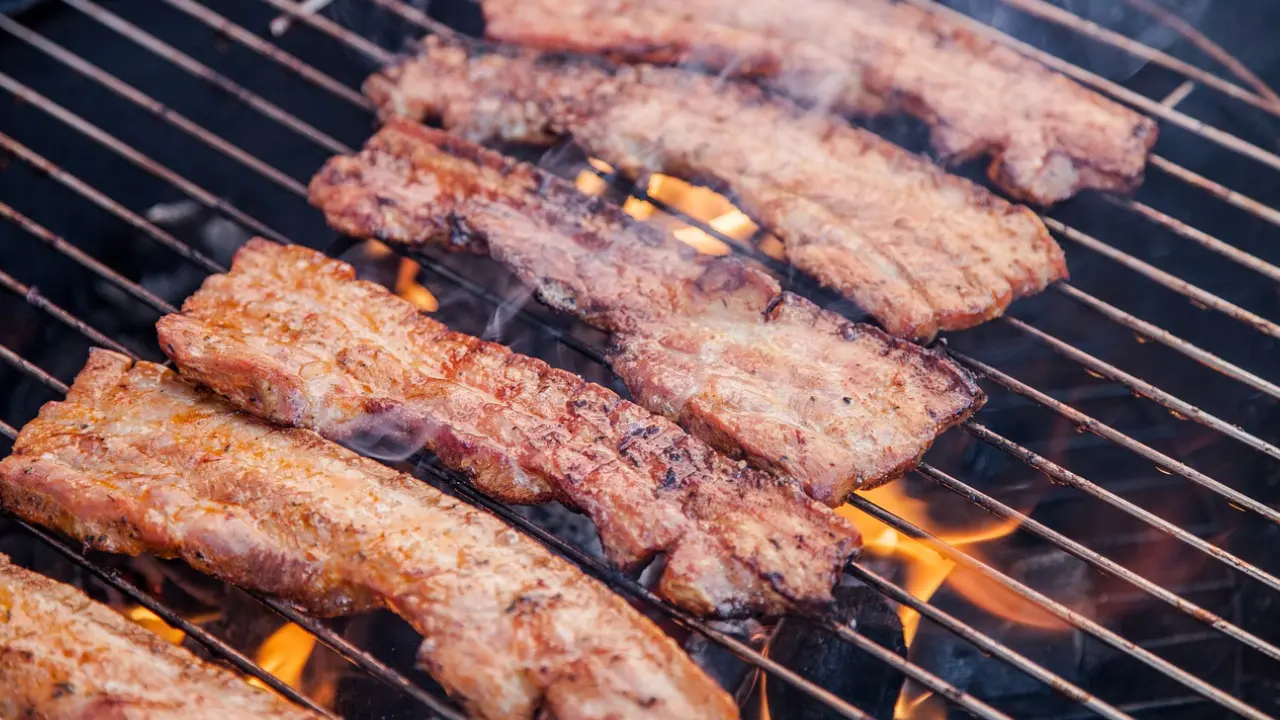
[0, 351, 739, 720]
[476, 0, 1159, 205]
[364, 37, 1067, 341]
[156, 239, 858, 617]
[0, 553, 318, 720]
[308, 122, 985, 502]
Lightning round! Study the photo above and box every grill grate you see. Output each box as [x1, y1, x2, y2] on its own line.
[1, 0, 1278, 718]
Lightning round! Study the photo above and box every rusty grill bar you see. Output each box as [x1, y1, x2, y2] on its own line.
[1, 0, 1278, 718]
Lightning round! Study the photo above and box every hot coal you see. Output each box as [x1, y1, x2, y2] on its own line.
[764, 586, 906, 720]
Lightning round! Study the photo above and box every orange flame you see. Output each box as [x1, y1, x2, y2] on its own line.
[395, 257, 439, 312]
[126, 606, 318, 695]
[574, 162, 770, 256]
[838, 483, 1066, 719]
[896, 688, 946, 720]
[125, 606, 187, 646]
[839, 484, 1065, 645]
[248, 622, 317, 692]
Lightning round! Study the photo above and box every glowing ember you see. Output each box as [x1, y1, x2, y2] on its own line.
[248, 622, 316, 692]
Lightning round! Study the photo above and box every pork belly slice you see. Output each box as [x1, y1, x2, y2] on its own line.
[0, 350, 738, 720]
[364, 37, 1067, 341]
[0, 553, 319, 720]
[477, 0, 1158, 205]
[309, 122, 985, 502]
[157, 239, 859, 617]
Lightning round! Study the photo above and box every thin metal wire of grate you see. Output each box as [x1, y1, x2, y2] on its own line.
[0, 0, 1277, 718]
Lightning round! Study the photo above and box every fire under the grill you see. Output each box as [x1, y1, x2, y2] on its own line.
[2, 1, 1280, 719]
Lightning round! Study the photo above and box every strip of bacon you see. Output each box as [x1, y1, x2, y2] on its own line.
[0, 350, 739, 720]
[157, 239, 860, 617]
[308, 123, 985, 503]
[476, 0, 1159, 205]
[363, 36, 1067, 341]
[0, 553, 320, 720]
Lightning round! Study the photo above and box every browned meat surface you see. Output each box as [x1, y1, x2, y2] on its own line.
[0, 553, 318, 720]
[157, 239, 859, 617]
[477, 0, 1158, 204]
[364, 37, 1067, 341]
[308, 122, 985, 503]
[0, 350, 738, 720]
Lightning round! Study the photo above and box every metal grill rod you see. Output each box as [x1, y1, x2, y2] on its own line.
[1051, 282, 1280, 401]
[995, 0, 1280, 114]
[913, 463, 1275, 662]
[0, 198, 175, 315]
[963, 420, 1280, 596]
[0, 127, 221, 274]
[0, 415, 332, 716]
[950, 349, 1280, 526]
[0, 74, 288, 245]
[1044, 217, 1280, 340]
[0, 266, 131, 357]
[62, 0, 348, 155]
[263, 0, 394, 64]
[1147, 155, 1280, 229]
[1003, 316, 1280, 462]
[1111, 197, 1280, 284]
[5, 5, 1274, 712]
[160, 0, 371, 110]
[248, 592, 467, 720]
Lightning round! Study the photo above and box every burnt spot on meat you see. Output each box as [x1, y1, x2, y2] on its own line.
[762, 293, 785, 320]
